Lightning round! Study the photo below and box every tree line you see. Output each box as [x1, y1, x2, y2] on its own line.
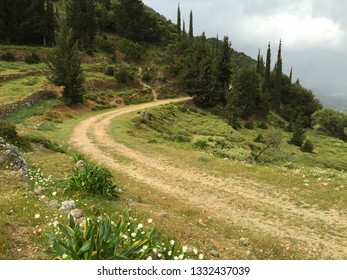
[0, 0, 177, 47]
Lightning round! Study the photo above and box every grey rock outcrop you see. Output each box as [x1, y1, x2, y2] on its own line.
[0, 137, 28, 182]
[59, 200, 76, 211]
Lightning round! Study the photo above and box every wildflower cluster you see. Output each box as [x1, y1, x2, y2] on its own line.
[45, 212, 203, 260]
[28, 167, 53, 189]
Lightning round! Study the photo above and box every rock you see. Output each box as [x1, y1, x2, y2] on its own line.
[69, 208, 84, 219]
[59, 200, 76, 211]
[48, 200, 61, 209]
[140, 110, 150, 119]
[0, 137, 28, 182]
[210, 250, 220, 258]
[239, 237, 251, 246]
[74, 160, 85, 169]
[34, 187, 45, 196]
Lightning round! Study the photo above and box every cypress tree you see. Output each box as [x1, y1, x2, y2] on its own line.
[289, 66, 293, 83]
[42, 0, 56, 46]
[177, 4, 181, 34]
[47, 18, 85, 104]
[189, 10, 194, 38]
[263, 43, 271, 93]
[274, 40, 282, 113]
[182, 20, 186, 36]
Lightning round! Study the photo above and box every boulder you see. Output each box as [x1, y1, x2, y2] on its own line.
[0, 137, 28, 182]
[59, 200, 76, 211]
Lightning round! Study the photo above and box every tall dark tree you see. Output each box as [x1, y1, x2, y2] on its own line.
[42, 0, 56, 46]
[115, 0, 146, 42]
[274, 40, 282, 113]
[256, 49, 265, 76]
[189, 10, 194, 38]
[47, 18, 85, 104]
[263, 43, 271, 93]
[289, 66, 293, 83]
[214, 36, 232, 104]
[177, 4, 181, 34]
[179, 33, 216, 107]
[66, 0, 97, 51]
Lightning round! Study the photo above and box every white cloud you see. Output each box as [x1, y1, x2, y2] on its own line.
[241, 14, 343, 50]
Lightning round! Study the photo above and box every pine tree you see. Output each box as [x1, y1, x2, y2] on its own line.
[47, 18, 85, 104]
[66, 0, 97, 51]
[115, 0, 146, 42]
[189, 10, 194, 38]
[274, 40, 282, 113]
[178, 33, 215, 107]
[177, 4, 181, 34]
[214, 36, 232, 104]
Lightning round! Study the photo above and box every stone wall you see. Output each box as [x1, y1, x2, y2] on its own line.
[0, 90, 56, 117]
[0, 70, 43, 82]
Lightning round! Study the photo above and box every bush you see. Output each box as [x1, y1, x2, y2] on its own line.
[64, 162, 119, 198]
[24, 53, 41, 64]
[45, 213, 202, 260]
[254, 134, 266, 143]
[0, 120, 30, 149]
[117, 38, 142, 60]
[165, 134, 192, 143]
[105, 66, 114, 76]
[98, 39, 114, 53]
[244, 120, 255, 130]
[0, 52, 16, 61]
[301, 140, 314, 153]
[115, 67, 134, 84]
[193, 139, 208, 149]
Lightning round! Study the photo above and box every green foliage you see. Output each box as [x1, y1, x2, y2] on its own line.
[24, 135, 66, 153]
[45, 213, 201, 260]
[312, 108, 347, 141]
[0, 120, 19, 144]
[64, 162, 119, 198]
[47, 18, 85, 104]
[0, 120, 30, 149]
[117, 38, 143, 60]
[301, 139, 314, 153]
[115, 67, 134, 85]
[105, 66, 114, 76]
[66, 0, 97, 51]
[24, 53, 41, 64]
[289, 119, 306, 147]
[0, 52, 16, 61]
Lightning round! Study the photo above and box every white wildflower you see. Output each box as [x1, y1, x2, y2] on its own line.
[34, 214, 40, 219]
[170, 240, 175, 246]
[147, 218, 153, 224]
[199, 254, 204, 260]
[137, 223, 143, 229]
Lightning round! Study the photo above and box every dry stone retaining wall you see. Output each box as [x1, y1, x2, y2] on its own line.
[0, 90, 56, 117]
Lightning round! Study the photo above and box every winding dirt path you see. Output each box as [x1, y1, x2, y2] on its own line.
[70, 98, 347, 259]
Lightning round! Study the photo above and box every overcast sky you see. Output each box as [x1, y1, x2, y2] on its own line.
[142, 0, 347, 100]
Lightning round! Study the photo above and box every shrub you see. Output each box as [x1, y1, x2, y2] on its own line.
[301, 140, 314, 153]
[244, 120, 255, 130]
[98, 39, 114, 53]
[105, 66, 114, 76]
[115, 67, 134, 84]
[254, 134, 266, 143]
[193, 139, 208, 149]
[24, 53, 41, 64]
[45, 213, 202, 260]
[0, 52, 16, 61]
[117, 38, 142, 60]
[64, 162, 119, 198]
[257, 121, 268, 129]
[165, 134, 192, 143]
[0, 120, 30, 149]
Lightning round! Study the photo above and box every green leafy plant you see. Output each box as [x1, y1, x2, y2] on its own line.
[45, 213, 202, 260]
[24, 53, 41, 64]
[64, 162, 119, 198]
[301, 139, 314, 153]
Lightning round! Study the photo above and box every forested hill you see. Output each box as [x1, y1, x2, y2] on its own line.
[1, 0, 345, 141]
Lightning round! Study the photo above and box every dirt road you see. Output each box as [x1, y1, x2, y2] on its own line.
[70, 98, 347, 259]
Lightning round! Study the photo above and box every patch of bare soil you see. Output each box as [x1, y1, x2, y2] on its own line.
[70, 98, 347, 259]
